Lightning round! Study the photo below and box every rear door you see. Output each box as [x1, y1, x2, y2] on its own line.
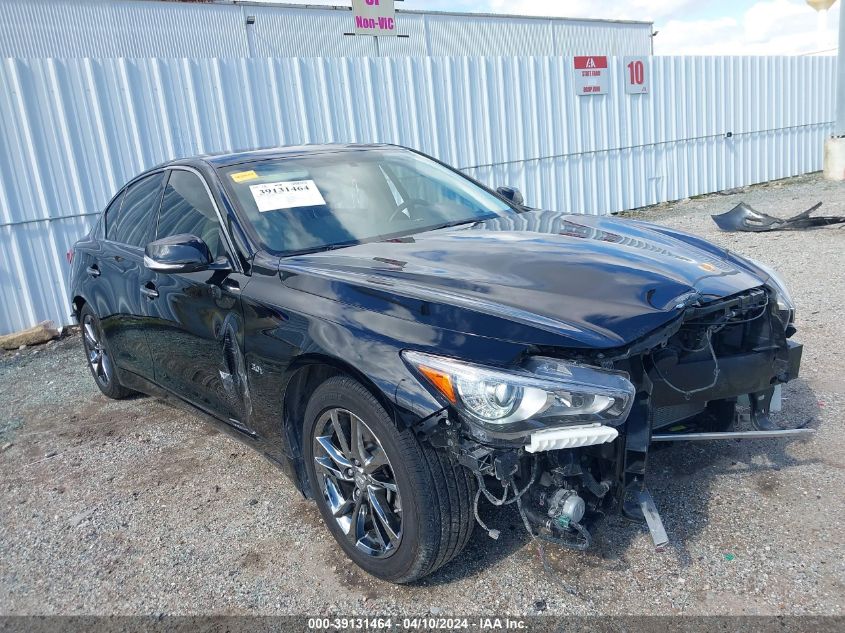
[143, 167, 251, 429]
[94, 171, 165, 380]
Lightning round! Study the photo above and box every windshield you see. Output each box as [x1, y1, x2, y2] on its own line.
[219, 148, 512, 255]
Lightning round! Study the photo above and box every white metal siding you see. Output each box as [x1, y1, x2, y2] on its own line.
[552, 21, 653, 57]
[0, 55, 835, 334]
[0, 0, 250, 58]
[248, 6, 376, 58]
[0, 1, 653, 59]
[424, 15, 554, 57]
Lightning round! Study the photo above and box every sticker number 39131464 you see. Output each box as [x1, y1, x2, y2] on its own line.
[249, 179, 327, 212]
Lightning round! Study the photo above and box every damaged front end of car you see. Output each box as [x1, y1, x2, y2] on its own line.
[402, 283, 810, 551]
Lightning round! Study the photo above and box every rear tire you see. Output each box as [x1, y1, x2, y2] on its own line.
[302, 375, 475, 583]
[79, 304, 133, 400]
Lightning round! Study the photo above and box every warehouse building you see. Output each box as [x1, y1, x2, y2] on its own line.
[0, 0, 654, 336]
[0, 0, 654, 58]
[2, 2, 830, 338]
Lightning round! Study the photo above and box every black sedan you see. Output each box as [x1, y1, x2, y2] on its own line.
[69, 144, 806, 582]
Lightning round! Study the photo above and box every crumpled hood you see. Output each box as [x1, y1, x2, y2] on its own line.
[277, 211, 767, 349]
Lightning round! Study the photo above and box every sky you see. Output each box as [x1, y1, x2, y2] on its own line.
[262, 0, 840, 55]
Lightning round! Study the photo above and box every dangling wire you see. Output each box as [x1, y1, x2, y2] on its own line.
[515, 493, 592, 551]
[473, 456, 538, 507]
[472, 457, 539, 540]
[473, 488, 500, 540]
[652, 325, 721, 399]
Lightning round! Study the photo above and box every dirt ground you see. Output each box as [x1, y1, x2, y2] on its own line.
[1, 173, 843, 616]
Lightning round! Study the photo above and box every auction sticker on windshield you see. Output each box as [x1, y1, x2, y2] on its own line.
[230, 169, 259, 183]
[250, 180, 327, 212]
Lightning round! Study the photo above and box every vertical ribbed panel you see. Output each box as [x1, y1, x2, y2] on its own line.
[0, 1, 652, 59]
[424, 15, 554, 56]
[249, 6, 376, 58]
[0, 55, 835, 334]
[552, 21, 654, 56]
[0, 0, 248, 57]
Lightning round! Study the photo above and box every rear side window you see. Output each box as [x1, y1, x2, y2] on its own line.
[156, 170, 227, 260]
[101, 191, 124, 240]
[107, 172, 165, 248]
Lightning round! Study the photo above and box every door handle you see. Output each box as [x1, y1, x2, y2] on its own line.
[222, 278, 241, 293]
[86, 265, 100, 278]
[140, 285, 159, 300]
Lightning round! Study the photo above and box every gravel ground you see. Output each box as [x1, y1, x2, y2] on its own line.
[1, 173, 843, 616]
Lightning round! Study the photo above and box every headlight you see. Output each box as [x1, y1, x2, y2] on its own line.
[746, 257, 795, 323]
[402, 351, 635, 442]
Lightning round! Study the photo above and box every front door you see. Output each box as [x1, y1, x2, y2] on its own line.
[96, 172, 165, 380]
[142, 168, 251, 429]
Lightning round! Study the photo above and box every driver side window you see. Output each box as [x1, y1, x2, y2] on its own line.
[156, 170, 228, 260]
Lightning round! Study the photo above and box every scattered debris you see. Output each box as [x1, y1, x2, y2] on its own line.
[69, 507, 96, 527]
[712, 201, 845, 232]
[716, 186, 748, 196]
[24, 451, 62, 468]
[0, 320, 60, 351]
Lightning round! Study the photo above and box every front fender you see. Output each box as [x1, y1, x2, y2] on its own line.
[240, 271, 530, 466]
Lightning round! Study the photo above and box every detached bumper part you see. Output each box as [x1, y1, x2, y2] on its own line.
[711, 201, 845, 232]
[637, 488, 669, 549]
[526, 424, 618, 453]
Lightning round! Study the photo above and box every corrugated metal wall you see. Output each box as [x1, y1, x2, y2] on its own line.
[0, 0, 250, 58]
[0, 55, 835, 334]
[0, 0, 653, 58]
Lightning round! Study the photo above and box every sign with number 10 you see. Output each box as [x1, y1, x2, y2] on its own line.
[623, 57, 649, 94]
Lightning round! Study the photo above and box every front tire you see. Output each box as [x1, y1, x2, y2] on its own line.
[79, 304, 132, 400]
[303, 375, 475, 583]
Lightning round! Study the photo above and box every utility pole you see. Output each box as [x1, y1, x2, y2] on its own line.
[836, 2, 845, 136]
[809, 0, 845, 178]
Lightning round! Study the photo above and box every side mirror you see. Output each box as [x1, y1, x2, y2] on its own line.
[496, 186, 525, 207]
[144, 234, 212, 274]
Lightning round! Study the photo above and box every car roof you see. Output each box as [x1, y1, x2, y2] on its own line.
[164, 143, 400, 170]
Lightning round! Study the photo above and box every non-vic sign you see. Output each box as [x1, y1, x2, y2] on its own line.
[573, 56, 609, 96]
[352, 0, 397, 37]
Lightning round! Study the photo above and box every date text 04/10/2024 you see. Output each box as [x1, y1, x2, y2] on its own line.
[307, 617, 527, 630]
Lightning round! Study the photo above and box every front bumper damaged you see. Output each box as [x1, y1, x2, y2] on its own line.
[426, 288, 812, 553]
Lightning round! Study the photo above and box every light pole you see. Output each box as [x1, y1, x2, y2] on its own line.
[809, 0, 845, 178]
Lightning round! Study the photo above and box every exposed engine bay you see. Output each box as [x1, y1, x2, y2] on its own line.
[414, 286, 809, 550]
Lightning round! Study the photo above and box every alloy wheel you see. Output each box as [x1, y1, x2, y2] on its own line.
[82, 314, 112, 387]
[313, 407, 402, 558]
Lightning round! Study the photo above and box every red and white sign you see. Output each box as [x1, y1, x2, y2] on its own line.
[623, 57, 650, 94]
[352, 0, 397, 37]
[573, 56, 609, 96]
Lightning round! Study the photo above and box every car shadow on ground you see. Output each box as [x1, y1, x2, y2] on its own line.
[415, 378, 821, 587]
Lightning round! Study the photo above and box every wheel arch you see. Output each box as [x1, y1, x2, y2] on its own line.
[281, 353, 402, 496]
[71, 295, 88, 322]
